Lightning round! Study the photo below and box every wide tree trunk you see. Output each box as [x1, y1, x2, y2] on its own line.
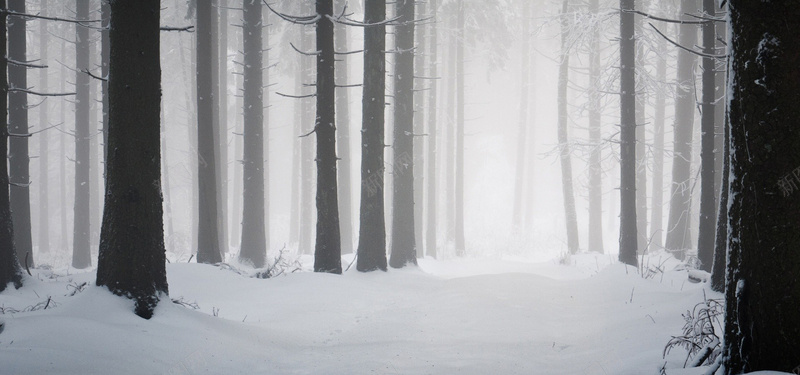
[557, 0, 580, 254]
[587, 0, 603, 254]
[425, 0, 438, 259]
[0, 0, 22, 292]
[356, 0, 388, 272]
[618, 0, 638, 266]
[390, 0, 418, 268]
[196, 0, 222, 264]
[313, 0, 342, 274]
[72, 0, 92, 269]
[710, 9, 727, 294]
[723, 2, 800, 372]
[334, 0, 353, 255]
[37, 0, 50, 254]
[239, 0, 266, 268]
[96, 0, 168, 320]
[696, 0, 717, 272]
[664, 0, 698, 260]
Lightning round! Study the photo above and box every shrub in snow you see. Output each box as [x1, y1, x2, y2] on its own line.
[663, 297, 723, 368]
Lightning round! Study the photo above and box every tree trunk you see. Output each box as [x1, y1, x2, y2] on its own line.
[219, 0, 230, 257]
[160, 107, 174, 251]
[664, 0, 698, 260]
[196, 0, 222, 264]
[425, 0, 438, 259]
[59, 37, 68, 254]
[334, 0, 353, 255]
[37, 0, 50, 254]
[413, 1, 426, 259]
[96, 0, 167, 320]
[650, 34, 666, 251]
[710, 9, 727, 294]
[557, 0, 580, 254]
[313, 0, 342, 274]
[390, 0, 418, 268]
[300, 25, 315, 256]
[696, 0, 717, 272]
[356, 0, 388, 272]
[445, 23, 456, 249]
[618, 0, 638, 266]
[634, 5, 647, 254]
[454, 0, 466, 256]
[512, 1, 531, 232]
[239, 0, 266, 268]
[587, 0, 603, 253]
[723, 2, 800, 372]
[0, 0, 22, 292]
[72, 0, 92, 269]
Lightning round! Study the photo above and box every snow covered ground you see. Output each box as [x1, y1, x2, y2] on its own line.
[0, 251, 745, 374]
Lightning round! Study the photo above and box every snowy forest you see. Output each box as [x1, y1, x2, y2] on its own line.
[0, 0, 799, 374]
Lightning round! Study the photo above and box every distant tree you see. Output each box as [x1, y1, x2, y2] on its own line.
[649, 33, 667, 251]
[425, 0, 439, 259]
[196, 0, 222, 264]
[72, 0, 92, 269]
[0, 0, 23, 292]
[334, 0, 354, 255]
[96, 0, 167, 319]
[557, 0, 580, 254]
[238, 0, 266, 268]
[587, 0, 603, 254]
[37, 0, 50, 255]
[454, 0, 466, 256]
[722, 1, 800, 372]
[512, 0, 531, 232]
[618, 0, 638, 266]
[356, 0, 388, 273]
[390, 0, 418, 268]
[664, 0, 697, 260]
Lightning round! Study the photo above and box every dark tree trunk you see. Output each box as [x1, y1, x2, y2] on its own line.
[454, 0, 466, 256]
[557, 0, 579, 254]
[0, 0, 22, 292]
[96, 0, 168, 320]
[618, 0, 638, 266]
[587, 0, 603, 254]
[413, 0, 425, 259]
[390, 0, 418, 268]
[513, 1, 531, 231]
[723, 2, 800, 372]
[196, 0, 222, 264]
[356, 0, 388, 272]
[239, 0, 266, 268]
[313, 0, 342, 274]
[665, 0, 698, 260]
[710, 11, 727, 294]
[650, 35, 666, 251]
[72, 0, 92, 269]
[8, 0, 31, 268]
[696, 0, 717, 272]
[37, 0, 50, 254]
[634, 6, 647, 254]
[334, 0, 353, 255]
[425, 0, 438, 259]
[101, 0, 110, 183]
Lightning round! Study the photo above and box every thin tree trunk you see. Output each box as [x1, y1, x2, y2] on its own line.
[413, 0, 426, 258]
[356, 0, 388, 272]
[299, 25, 314, 256]
[445, 26, 456, 249]
[557, 0, 580, 254]
[334, 0, 353, 255]
[618, 0, 638, 266]
[634, 5, 648, 254]
[60, 36, 68, 254]
[664, 0, 698, 260]
[513, 1, 531, 231]
[218, 0, 229, 256]
[72, 0, 92, 269]
[196, 0, 222, 264]
[231, 29, 243, 250]
[161, 106, 174, 251]
[588, 0, 603, 253]
[454, 0, 466, 256]
[650, 34, 666, 251]
[696, 0, 717, 272]
[425, 0, 438, 259]
[390, 0, 418, 268]
[0, 0, 23, 292]
[37, 0, 50, 254]
[97, 0, 167, 319]
[239, 0, 266, 268]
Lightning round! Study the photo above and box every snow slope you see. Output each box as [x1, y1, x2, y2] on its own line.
[0, 253, 745, 374]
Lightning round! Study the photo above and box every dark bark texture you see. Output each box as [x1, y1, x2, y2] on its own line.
[723, 2, 800, 373]
[696, 0, 717, 272]
[96, 0, 168, 319]
[618, 0, 638, 266]
[72, 0, 91, 269]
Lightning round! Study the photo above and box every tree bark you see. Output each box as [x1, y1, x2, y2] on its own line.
[723, 2, 800, 372]
[413, 0, 426, 259]
[390, 0, 418, 268]
[334, 0, 353, 255]
[72, 0, 91, 269]
[96, 0, 168, 319]
[696, 0, 717, 272]
[618, 0, 638, 266]
[0, 0, 22, 292]
[634, 4, 647, 254]
[558, 0, 580, 254]
[664, 0, 698, 260]
[239, 0, 266, 268]
[37, 0, 50, 254]
[196, 0, 222, 264]
[710, 9, 727, 294]
[356, 0, 388, 272]
[313, 0, 342, 274]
